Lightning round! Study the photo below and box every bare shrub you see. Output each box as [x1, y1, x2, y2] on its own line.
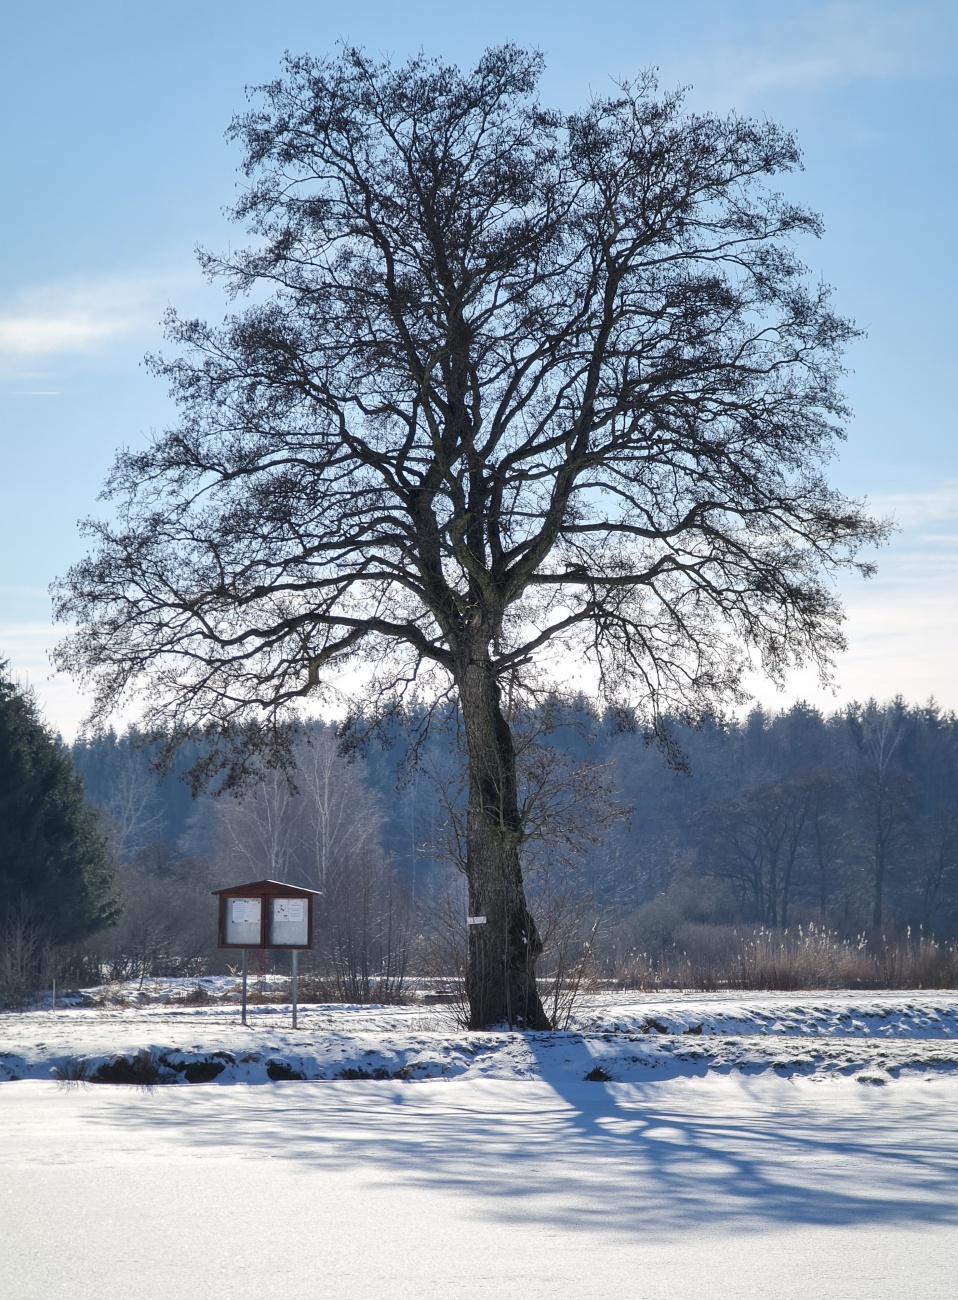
[528, 876, 602, 1030]
[584, 1065, 613, 1082]
[52, 1056, 91, 1083]
[0, 904, 54, 1009]
[318, 850, 412, 1002]
[414, 870, 603, 1030]
[290, 974, 342, 1003]
[82, 847, 218, 983]
[178, 981, 219, 1005]
[412, 876, 470, 1028]
[411, 702, 622, 1030]
[91, 1050, 178, 1086]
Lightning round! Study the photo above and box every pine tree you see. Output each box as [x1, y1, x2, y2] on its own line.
[0, 664, 119, 943]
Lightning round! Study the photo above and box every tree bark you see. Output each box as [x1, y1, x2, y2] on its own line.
[873, 840, 886, 932]
[458, 659, 551, 1030]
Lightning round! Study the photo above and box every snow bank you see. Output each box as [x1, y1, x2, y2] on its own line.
[2, 987, 957, 1086]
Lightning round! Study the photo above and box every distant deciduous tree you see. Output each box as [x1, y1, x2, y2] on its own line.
[211, 730, 408, 998]
[54, 47, 885, 1026]
[695, 772, 821, 928]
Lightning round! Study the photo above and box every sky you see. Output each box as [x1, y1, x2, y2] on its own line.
[1, 0, 956, 737]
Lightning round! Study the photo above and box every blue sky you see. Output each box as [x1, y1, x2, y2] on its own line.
[1, 0, 956, 735]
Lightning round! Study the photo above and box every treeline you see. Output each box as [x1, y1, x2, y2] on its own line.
[63, 698, 958, 992]
[596, 700, 958, 985]
[602, 699, 958, 936]
[5, 669, 956, 1004]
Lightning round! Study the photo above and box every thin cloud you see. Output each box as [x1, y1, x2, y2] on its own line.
[747, 581, 958, 713]
[681, 1, 954, 107]
[0, 269, 201, 377]
[0, 312, 128, 356]
[868, 481, 958, 529]
[746, 473, 958, 710]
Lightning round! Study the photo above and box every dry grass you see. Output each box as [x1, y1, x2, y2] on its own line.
[610, 925, 958, 992]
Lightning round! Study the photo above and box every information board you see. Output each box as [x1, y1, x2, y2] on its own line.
[269, 896, 309, 947]
[223, 896, 263, 945]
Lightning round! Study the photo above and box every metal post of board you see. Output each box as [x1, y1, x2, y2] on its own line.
[241, 948, 248, 1026]
[291, 948, 298, 1030]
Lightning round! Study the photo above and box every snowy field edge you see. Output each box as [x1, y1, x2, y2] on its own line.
[3, 987, 958, 1086]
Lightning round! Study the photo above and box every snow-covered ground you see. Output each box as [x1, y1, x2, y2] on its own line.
[3, 988, 957, 1297]
[3, 986, 958, 1083]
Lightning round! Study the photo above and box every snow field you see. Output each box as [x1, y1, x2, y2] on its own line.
[2, 1074, 957, 1298]
[2, 990, 957, 1297]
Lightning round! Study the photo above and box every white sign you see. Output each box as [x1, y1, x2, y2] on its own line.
[467, 915, 487, 925]
[231, 899, 261, 924]
[274, 898, 306, 923]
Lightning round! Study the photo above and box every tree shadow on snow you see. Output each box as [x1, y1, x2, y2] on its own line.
[92, 1057, 958, 1239]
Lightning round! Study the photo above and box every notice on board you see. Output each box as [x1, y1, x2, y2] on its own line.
[274, 899, 305, 924]
[231, 899, 260, 924]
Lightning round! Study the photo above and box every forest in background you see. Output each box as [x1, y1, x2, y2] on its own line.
[65, 697, 958, 999]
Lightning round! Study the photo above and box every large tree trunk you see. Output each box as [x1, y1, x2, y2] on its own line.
[458, 659, 551, 1030]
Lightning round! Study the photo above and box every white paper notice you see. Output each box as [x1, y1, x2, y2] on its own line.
[268, 895, 308, 945]
[273, 899, 305, 923]
[231, 899, 259, 924]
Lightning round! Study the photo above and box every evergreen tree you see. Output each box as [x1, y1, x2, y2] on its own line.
[0, 664, 119, 943]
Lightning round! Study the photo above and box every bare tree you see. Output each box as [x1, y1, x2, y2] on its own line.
[694, 775, 813, 927]
[804, 770, 849, 926]
[211, 727, 380, 886]
[98, 738, 166, 861]
[54, 47, 885, 1027]
[296, 729, 381, 889]
[846, 701, 917, 931]
[0, 902, 54, 1009]
[215, 767, 301, 883]
[419, 699, 624, 1019]
[208, 731, 407, 997]
[322, 845, 411, 1002]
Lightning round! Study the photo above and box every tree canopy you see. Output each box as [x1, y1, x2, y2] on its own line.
[0, 664, 119, 944]
[54, 46, 885, 1025]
